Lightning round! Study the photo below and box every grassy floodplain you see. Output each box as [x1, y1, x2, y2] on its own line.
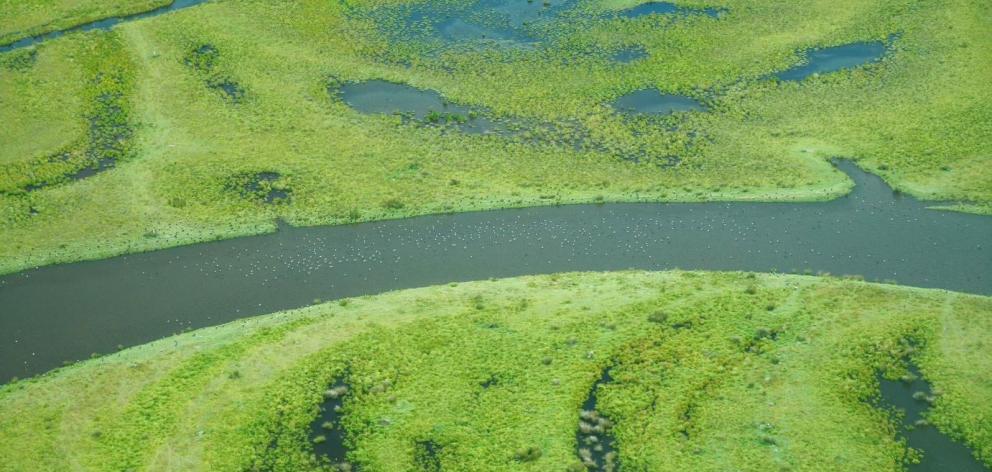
[0, 0, 990, 273]
[0, 271, 990, 470]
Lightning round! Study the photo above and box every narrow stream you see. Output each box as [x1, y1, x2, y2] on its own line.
[0, 0, 210, 53]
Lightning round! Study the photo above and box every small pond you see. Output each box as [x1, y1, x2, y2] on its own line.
[308, 377, 352, 469]
[611, 45, 649, 63]
[612, 88, 706, 115]
[338, 80, 514, 135]
[386, 0, 577, 46]
[776, 41, 886, 81]
[619, 2, 720, 19]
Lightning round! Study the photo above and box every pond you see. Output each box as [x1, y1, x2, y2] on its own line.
[611, 45, 649, 63]
[338, 79, 521, 135]
[619, 2, 721, 19]
[776, 41, 887, 81]
[612, 88, 706, 115]
[309, 377, 353, 470]
[385, 0, 577, 46]
[375, 0, 721, 48]
[0, 0, 211, 53]
[1, 161, 989, 382]
[576, 366, 618, 470]
[338, 80, 536, 136]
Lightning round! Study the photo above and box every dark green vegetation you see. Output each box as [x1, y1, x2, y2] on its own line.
[0, 0, 990, 273]
[0, 272, 990, 470]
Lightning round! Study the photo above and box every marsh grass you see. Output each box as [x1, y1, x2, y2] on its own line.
[0, 272, 989, 469]
[2, 0, 990, 273]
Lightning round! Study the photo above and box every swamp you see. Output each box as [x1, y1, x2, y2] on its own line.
[0, 0, 990, 470]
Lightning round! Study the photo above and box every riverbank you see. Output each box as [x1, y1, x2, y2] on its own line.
[1, 271, 989, 470]
[1, 0, 990, 276]
[2, 158, 989, 381]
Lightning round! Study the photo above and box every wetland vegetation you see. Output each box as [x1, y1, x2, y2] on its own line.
[1, 272, 991, 470]
[0, 0, 990, 273]
[0, 0, 990, 470]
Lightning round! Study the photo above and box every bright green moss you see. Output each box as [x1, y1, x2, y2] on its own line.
[0, 271, 989, 471]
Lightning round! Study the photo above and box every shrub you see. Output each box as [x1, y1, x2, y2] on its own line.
[647, 310, 668, 324]
[383, 198, 405, 210]
[514, 446, 542, 462]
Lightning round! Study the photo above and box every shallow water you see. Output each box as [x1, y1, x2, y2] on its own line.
[389, 0, 575, 45]
[776, 41, 886, 81]
[380, 0, 716, 48]
[0, 0, 210, 53]
[879, 364, 987, 471]
[308, 378, 351, 468]
[611, 46, 648, 63]
[338, 80, 508, 135]
[0, 161, 989, 381]
[576, 367, 618, 470]
[619, 2, 720, 19]
[612, 88, 706, 115]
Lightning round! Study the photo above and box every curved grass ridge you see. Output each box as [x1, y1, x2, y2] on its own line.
[0, 31, 138, 196]
[0, 271, 989, 471]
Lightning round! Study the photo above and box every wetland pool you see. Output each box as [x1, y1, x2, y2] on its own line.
[337, 79, 543, 136]
[612, 88, 706, 115]
[880, 363, 988, 471]
[776, 41, 887, 81]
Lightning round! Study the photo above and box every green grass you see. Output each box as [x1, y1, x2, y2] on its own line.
[0, 43, 84, 166]
[0, 0, 170, 46]
[0, 0, 988, 274]
[0, 271, 990, 471]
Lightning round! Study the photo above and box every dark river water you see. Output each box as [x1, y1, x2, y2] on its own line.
[0, 161, 988, 381]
